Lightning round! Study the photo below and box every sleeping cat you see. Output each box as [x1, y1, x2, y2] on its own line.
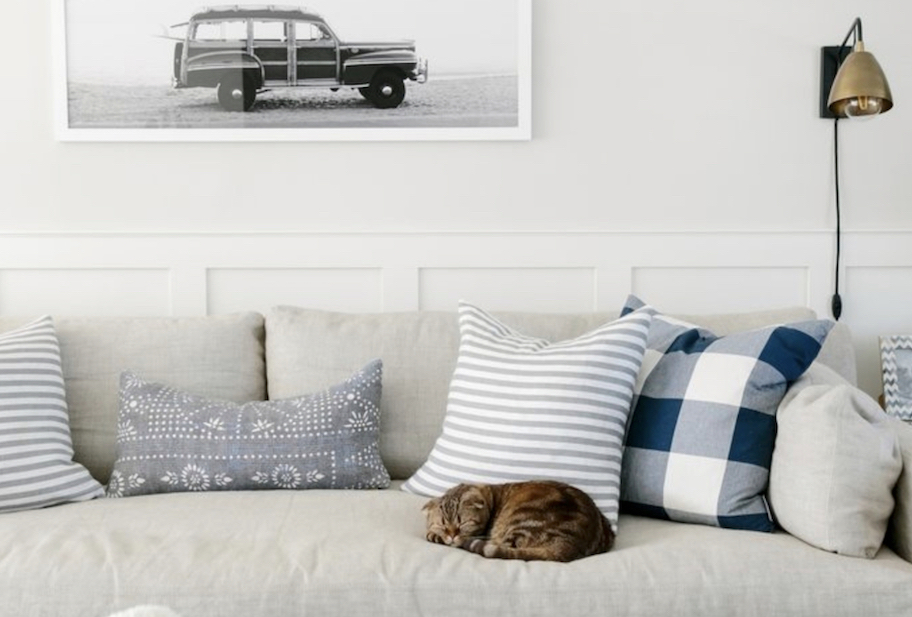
[422, 481, 614, 562]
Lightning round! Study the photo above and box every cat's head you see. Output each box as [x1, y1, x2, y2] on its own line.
[422, 484, 492, 546]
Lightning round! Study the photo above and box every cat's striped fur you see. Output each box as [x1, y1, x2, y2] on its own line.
[422, 481, 614, 562]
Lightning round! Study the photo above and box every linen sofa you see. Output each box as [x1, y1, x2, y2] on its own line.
[0, 305, 910, 617]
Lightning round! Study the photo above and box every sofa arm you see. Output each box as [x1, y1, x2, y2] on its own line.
[887, 417, 912, 563]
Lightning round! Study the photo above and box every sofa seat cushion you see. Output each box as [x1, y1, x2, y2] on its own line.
[0, 488, 909, 617]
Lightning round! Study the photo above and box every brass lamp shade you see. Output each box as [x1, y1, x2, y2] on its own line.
[828, 41, 893, 117]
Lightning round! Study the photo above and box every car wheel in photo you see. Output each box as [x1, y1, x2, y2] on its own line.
[366, 70, 406, 109]
[217, 73, 256, 112]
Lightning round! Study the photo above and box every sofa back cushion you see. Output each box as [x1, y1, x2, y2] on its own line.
[0, 313, 266, 484]
[266, 305, 853, 481]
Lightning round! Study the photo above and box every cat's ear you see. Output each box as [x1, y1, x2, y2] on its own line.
[464, 494, 487, 510]
[470, 484, 492, 507]
[422, 497, 441, 512]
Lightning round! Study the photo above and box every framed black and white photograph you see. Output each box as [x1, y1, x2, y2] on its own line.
[53, 0, 531, 141]
[881, 335, 912, 423]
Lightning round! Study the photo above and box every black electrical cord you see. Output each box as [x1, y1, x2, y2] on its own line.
[829, 18, 863, 322]
[832, 118, 842, 320]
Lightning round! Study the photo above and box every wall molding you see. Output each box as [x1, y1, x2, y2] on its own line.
[0, 229, 840, 314]
[0, 229, 904, 316]
[0, 229, 909, 397]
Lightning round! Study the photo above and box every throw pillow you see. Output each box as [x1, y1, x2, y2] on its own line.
[0, 316, 104, 513]
[619, 295, 833, 532]
[769, 363, 902, 558]
[401, 301, 654, 531]
[107, 360, 389, 497]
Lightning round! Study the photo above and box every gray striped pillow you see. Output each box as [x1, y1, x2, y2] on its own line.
[402, 302, 653, 530]
[0, 317, 104, 513]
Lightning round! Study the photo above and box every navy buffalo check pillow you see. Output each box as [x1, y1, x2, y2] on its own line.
[619, 296, 833, 532]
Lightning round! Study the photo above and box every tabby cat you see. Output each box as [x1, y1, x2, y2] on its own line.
[422, 481, 614, 562]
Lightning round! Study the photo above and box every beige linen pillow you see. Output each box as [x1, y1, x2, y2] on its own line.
[886, 415, 912, 562]
[769, 364, 903, 557]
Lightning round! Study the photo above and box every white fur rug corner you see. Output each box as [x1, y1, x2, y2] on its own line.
[107, 606, 182, 617]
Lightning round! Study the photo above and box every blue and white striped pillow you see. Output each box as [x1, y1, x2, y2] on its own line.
[402, 302, 654, 530]
[0, 317, 104, 513]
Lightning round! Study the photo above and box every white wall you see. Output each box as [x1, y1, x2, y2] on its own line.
[1, 1, 911, 398]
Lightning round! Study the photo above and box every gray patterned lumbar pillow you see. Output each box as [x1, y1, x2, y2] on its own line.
[106, 360, 389, 497]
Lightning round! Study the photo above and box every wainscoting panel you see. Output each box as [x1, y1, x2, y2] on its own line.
[631, 267, 809, 314]
[843, 265, 912, 396]
[207, 268, 383, 315]
[0, 268, 170, 316]
[418, 268, 596, 311]
[0, 231, 908, 398]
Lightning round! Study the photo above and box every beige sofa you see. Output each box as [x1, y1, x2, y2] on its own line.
[0, 306, 909, 617]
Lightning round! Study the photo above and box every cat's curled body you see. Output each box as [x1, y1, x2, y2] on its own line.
[422, 481, 614, 562]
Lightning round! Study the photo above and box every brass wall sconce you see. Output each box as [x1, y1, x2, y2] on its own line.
[819, 17, 893, 319]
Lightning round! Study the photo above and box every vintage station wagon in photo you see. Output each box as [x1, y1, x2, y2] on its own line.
[172, 5, 428, 111]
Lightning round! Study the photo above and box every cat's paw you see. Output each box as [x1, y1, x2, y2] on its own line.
[426, 532, 446, 544]
[460, 539, 486, 555]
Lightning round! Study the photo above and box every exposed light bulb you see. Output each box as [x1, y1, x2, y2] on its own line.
[843, 96, 886, 120]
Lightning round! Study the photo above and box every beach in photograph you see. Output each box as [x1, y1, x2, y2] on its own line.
[66, 74, 519, 130]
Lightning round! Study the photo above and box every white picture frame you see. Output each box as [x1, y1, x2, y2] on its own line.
[53, 0, 531, 142]
[880, 335, 912, 423]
